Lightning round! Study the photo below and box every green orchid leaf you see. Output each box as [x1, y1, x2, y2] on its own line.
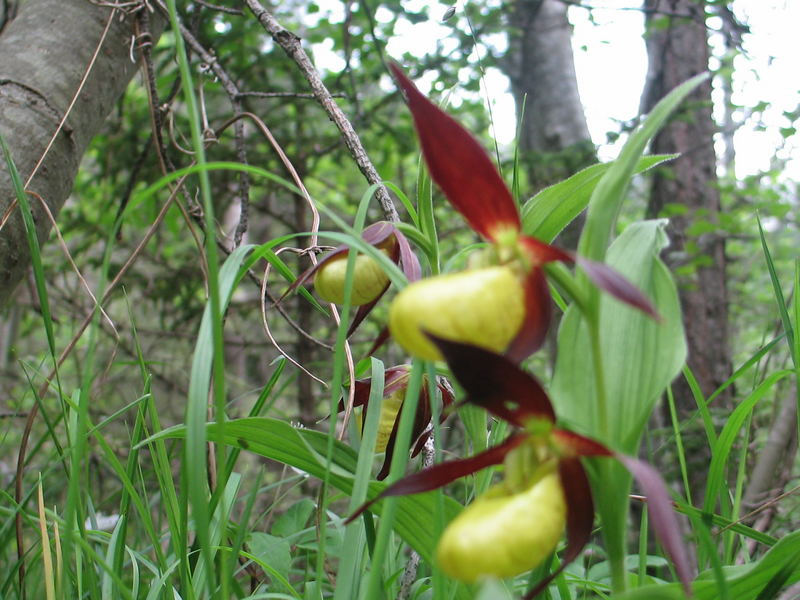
[552, 219, 686, 452]
[521, 154, 676, 243]
[551, 220, 687, 592]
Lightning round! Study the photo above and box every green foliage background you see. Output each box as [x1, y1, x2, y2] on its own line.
[1, 1, 799, 599]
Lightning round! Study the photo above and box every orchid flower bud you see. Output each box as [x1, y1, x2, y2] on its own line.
[314, 249, 390, 306]
[389, 266, 525, 360]
[436, 471, 566, 583]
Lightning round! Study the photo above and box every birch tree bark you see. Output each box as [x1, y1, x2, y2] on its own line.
[501, 0, 595, 194]
[0, 0, 161, 308]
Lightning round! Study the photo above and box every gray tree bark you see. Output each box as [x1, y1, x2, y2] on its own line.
[742, 383, 797, 517]
[641, 0, 731, 494]
[501, 0, 595, 193]
[0, 0, 161, 308]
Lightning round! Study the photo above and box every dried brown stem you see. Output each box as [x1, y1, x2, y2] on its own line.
[243, 0, 400, 223]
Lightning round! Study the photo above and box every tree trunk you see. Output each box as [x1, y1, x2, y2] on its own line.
[742, 382, 797, 517]
[501, 0, 596, 195]
[499, 0, 595, 365]
[0, 0, 162, 308]
[641, 0, 731, 495]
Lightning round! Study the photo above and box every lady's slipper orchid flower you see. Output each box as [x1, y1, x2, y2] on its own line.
[345, 365, 454, 480]
[349, 335, 692, 598]
[388, 64, 658, 361]
[291, 221, 420, 335]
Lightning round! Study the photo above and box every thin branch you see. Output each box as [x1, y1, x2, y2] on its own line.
[237, 91, 345, 99]
[153, 0, 252, 246]
[193, 0, 243, 15]
[243, 0, 400, 223]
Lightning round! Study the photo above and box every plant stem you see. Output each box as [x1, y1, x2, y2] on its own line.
[587, 309, 628, 592]
[588, 316, 610, 441]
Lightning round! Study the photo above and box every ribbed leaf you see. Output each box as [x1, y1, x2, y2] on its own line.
[552, 220, 687, 592]
[521, 154, 676, 243]
[552, 220, 686, 452]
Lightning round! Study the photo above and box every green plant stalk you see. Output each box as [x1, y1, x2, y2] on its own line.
[164, 2, 227, 596]
[588, 314, 610, 441]
[310, 185, 377, 595]
[637, 505, 649, 588]
[416, 159, 440, 274]
[758, 220, 800, 462]
[666, 386, 692, 503]
[599, 461, 630, 593]
[0, 133, 72, 595]
[568, 80, 707, 591]
[144, 392, 185, 593]
[335, 359, 385, 600]
[544, 262, 589, 315]
[794, 260, 800, 452]
[586, 305, 624, 592]
[426, 362, 448, 600]
[314, 246, 361, 596]
[726, 411, 751, 564]
[365, 360, 424, 599]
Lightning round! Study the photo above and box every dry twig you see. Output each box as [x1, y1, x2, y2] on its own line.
[243, 0, 400, 223]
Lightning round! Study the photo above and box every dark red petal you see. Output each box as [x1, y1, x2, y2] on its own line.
[616, 454, 694, 594]
[347, 294, 387, 337]
[350, 378, 371, 410]
[551, 429, 613, 459]
[361, 221, 398, 246]
[505, 267, 552, 361]
[345, 365, 409, 412]
[410, 428, 432, 458]
[519, 235, 574, 266]
[390, 63, 520, 240]
[576, 256, 660, 319]
[376, 414, 400, 481]
[436, 380, 456, 412]
[427, 334, 556, 425]
[523, 458, 595, 600]
[395, 227, 422, 282]
[409, 378, 456, 458]
[347, 433, 528, 523]
[413, 384, 434, 443]
[378, 389, 434, 480]
[365, 325, 391, 357]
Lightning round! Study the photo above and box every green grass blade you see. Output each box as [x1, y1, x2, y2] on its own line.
[578, 74, 707, 265]
[757, 216, 795, 366]
[183, 243, 253, 596]
[143, 417, 466, 574]
[164, 1, 229, 593]
[702, 369, 792, 517]
[666, 385, 692, 504]
[335, 358, 385, 600]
